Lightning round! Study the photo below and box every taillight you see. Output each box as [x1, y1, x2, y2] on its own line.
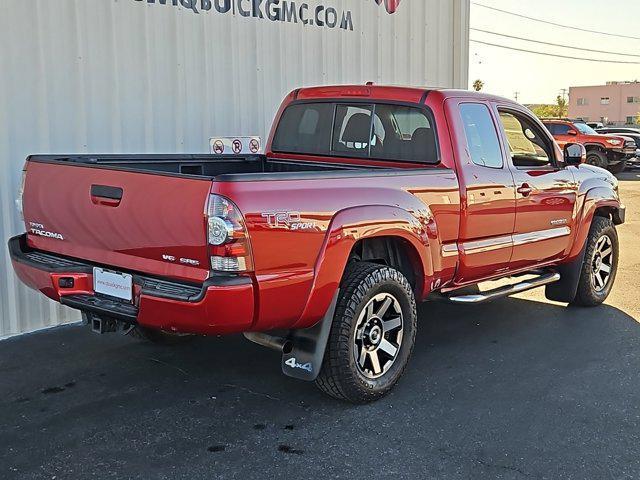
[15, 167, 26, 222]
[207, 194, 253, 272]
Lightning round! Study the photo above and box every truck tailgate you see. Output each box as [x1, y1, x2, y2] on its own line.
[22, 160, 212, 283]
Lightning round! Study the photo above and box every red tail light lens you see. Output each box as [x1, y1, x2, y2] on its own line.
[207, 195, 253, 272]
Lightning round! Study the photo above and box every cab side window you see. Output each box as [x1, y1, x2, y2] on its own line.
[460, 103, 503, 168]
[498, 111, 554, 167]
[372, 104, 438, 163]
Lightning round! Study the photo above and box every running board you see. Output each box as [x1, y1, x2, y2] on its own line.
[446, 272, 561, 304]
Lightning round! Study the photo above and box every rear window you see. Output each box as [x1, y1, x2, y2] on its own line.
[272, 102, 439, 163]
[271, 103, 334, 155]
[332, 104, 375, 158]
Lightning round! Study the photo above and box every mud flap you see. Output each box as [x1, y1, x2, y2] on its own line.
[281, 291, 339, 381]
[545, 243, 587, 303]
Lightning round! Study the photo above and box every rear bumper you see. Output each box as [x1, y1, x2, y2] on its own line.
[8, 234, 255, 335]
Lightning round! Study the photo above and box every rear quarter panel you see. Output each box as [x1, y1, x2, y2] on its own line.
[215, 170, 460, 331]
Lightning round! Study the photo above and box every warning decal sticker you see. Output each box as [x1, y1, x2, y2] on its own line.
[209, 136, 262, 155]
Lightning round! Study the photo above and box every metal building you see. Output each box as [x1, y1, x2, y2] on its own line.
[0, 0, 470, 338]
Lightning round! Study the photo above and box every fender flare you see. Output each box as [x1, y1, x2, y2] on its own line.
[582, 142, 607, 152]
[292, 205, 434, 329]
[548, 186, 622, 303]
[568, 186, 622, 260]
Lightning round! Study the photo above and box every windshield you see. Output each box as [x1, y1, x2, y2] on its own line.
[574, 122, 597, 135]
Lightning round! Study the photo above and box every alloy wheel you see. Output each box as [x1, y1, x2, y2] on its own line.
[591, 235, 614, 292]
[353, 293, 404, 379]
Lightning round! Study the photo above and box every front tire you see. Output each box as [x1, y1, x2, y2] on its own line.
[315, 262, 417, 403]
[571, 216, 619, 307]
[586, 150, 608, 169]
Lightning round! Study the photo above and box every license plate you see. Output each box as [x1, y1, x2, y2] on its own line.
[93, 267, 133, 302]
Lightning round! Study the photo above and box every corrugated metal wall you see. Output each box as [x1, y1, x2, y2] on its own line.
[0, 0, 469, 338]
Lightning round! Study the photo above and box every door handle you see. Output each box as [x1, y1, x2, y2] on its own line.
[517, 183, 533, 197]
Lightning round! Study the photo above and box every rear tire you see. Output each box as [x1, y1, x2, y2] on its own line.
[315, 262, 417, 403]
[571, 216, 619, 307]
[586, 150, 607, 169]
[130, 326, 195, 345]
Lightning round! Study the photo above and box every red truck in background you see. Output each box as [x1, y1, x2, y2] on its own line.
[9, 86, 625, 403]
[542, 118, 636, 174]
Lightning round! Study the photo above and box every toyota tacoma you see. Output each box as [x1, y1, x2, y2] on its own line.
[9, 86, 625, 403]
[542, 118, 635, 173]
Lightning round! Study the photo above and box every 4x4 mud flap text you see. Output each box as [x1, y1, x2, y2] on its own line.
[281, 291, 339, 381]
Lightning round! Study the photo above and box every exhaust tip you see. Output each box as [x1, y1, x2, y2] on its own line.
[282, 341, 294, 355]
[244, 332, 294, 354]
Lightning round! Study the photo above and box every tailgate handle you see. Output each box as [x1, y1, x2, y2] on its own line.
[91, 185, 123, 206]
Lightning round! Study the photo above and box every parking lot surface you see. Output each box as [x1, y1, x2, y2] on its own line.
[2, 171, 640, 480]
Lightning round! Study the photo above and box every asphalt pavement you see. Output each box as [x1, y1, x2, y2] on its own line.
[1, 171, 640, 480]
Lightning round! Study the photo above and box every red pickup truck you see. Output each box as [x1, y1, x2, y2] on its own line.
[9, 86, 625, 403]
[542, 119, 636, 174]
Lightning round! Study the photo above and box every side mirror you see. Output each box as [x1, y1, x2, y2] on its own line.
[564, 143, 586, 166]
[566, 130, 578, 136]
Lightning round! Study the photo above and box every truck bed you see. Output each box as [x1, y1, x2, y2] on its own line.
[28, 154, 388, 180]
[23, 154, 451, 286]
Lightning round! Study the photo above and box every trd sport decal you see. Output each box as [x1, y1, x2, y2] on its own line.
[374, 0, 402, 14]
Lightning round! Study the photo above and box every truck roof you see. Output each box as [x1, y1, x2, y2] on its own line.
[294, 84, 520, 106]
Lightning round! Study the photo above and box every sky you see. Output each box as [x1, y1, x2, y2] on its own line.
[469, 0, 640, 105]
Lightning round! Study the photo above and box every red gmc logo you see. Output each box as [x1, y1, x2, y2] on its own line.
[374, 0, 402, 14]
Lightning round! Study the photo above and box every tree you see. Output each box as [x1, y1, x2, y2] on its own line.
[635, 112, 640, 125]
[530, 95, 569, 120]
[556, 95, 568, 118]
[472, 79, 484, 92]
[530, 104, 558, 119]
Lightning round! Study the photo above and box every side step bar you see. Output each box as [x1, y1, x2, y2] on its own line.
[446, 272, 561, 304]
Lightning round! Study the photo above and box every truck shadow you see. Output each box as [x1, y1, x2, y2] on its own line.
[1, 297, 639, 477]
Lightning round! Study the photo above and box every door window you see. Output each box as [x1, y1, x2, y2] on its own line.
[498, 111, 553, 167]
[552, 123, 572, 135]
[459, 103, 503, 168]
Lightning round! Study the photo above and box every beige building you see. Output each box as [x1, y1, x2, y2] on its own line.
[569, 81, 640, 126]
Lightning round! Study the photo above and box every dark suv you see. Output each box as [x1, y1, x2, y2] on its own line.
[596, 127, 640, 167]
